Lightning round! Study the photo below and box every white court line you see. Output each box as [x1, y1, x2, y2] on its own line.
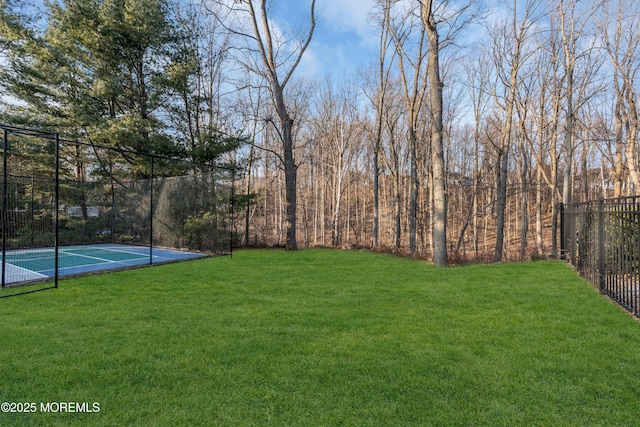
[3, 263, 49, 283]
[4, 252, 55, 265]
[11, 248, 55, 254]
[83, 246, 156, 259]
[58, 250, 130, 264]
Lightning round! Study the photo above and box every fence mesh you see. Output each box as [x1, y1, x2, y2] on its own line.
[1, 124, 234, 295]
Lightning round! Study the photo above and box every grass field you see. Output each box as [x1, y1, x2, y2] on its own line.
[1, 248, 640, 426]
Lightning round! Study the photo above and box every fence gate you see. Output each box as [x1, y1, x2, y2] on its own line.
[562, 197, 640, 316]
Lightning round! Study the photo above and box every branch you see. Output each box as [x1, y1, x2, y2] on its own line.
[282, 0, 316, 89]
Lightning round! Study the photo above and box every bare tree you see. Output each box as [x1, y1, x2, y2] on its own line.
[463, 49, 491, 258]
[309, 79, 362, 247]
[366, 0, 396, 248]
[600, 0, 640, 195]
[558, 0, 602, 203]
[384, 0, 429, 255]
[209, 0, 316, 250]
[488, 0, 541, 261]
[378, 82, 408, 249]
[422, 0, 451, 266]
[515, 76, 535, 260]
[527, 27, 564, 257]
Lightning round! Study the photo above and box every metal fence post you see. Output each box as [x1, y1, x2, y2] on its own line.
[230, 167, 234, 258]
[636, 197, 640, 312]
[149, 156, 154, 266]
[598, 197, 605, 294]
[2, 128, 8, 288]
[30, 176, 35, 248]
[54, 132, 60, 289]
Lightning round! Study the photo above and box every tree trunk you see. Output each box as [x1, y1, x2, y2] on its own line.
[495, 148, 510, 262]
[625, 84, 640, 194]
[243, 0, 316, 250]
[614, 96, 624, 197]
[281, 115, 297, 250]
[373, 142, 380, 247]
[519, 142, 528, 260]
[409, 128, 418, 255]
[395, 175, 402, 249]
[424, 0, 448, 267]
[535, 161, 543, 255]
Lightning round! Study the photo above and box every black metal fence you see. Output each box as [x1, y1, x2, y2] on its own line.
[562, 197, 640, 316]
[1, 124, 234, 297]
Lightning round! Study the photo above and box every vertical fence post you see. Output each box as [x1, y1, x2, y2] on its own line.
[598, 197, 605, 294]
[54, 132, 60, 289]
[636, 197, 640, 314]
[109, 156, 116, 243]
[149, 156, 154, 266]
[30, 176, 35, 248]
[2, 128, 8, 288]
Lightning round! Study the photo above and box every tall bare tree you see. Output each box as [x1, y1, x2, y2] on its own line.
[600, 0, 640, 195]
[558, 0, 602, 203]
[463, 50, 491, 258]
[384, 0, 428, 255]
[489, 0, 541, 261]
[366, 0, 395, 248]
[422, 0, 450, 266]
[526, 27, 563, 257]
[210, 0, 316, 250]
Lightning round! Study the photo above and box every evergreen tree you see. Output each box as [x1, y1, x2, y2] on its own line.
[2, 0, 242, 173]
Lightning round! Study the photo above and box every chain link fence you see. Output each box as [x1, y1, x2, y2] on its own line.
[1, 124, 235, 296]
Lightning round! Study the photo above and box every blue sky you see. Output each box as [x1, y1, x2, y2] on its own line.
[278, 0, 493, 82]
[22, 0, 378, 80]
[274, 0, 379, 80]
[22, 0, 494, 83]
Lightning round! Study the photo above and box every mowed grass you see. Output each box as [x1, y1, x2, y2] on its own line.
[1, 249, 640, 426]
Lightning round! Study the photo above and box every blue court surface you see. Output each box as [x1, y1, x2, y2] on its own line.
[3, 244, 207, 284]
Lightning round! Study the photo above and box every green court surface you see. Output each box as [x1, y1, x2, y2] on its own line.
[2, 244, 206, 284]
[5, 247, 149, 272]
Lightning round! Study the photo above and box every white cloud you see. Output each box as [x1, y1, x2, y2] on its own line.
[294, 0, 377, 80]
[298, 45, 323, 77]
[316, 0, 377, 47]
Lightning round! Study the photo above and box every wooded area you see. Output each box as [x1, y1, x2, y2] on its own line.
[2, 0, 639, 264]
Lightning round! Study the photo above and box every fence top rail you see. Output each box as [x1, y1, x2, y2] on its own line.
[1, 124, 236, 172]
[564, 196, 640, 208]
[601, 196, 640, 205]
[562, 200, 599, 210]
[1, 124, 58, 139]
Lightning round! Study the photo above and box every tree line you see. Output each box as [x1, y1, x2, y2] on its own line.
[2, 0, 640, 264]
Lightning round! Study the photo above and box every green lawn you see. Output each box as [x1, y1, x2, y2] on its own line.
[1, 248, 640, 426]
